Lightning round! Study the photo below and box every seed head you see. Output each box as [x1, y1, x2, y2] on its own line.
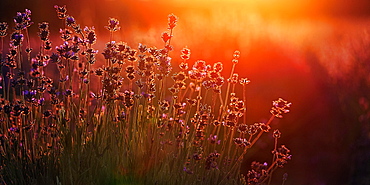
[273, 129, 281, 138]
[240, 78, 250, 85]
[233, 50, 240, 59]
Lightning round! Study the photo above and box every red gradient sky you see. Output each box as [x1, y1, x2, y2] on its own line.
[1, 0, 369, 184]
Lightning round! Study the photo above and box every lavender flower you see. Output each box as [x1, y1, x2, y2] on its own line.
[13, 9, 33, 30]
[167, 13, 178, 29]
[270, 98, 292, 118]
[0, 22, 8, 37]
[208, 134, 221, 145]
[65, 16, 76, 27]
[54, 5, 67, 19]
[105, 18, 120, 32]
[10, 32, 24, 47]
[38, 30, 49, 41]
[38, 22, 49, 30]
[84, 27, 97, 45]
[161, 32, 172, 43]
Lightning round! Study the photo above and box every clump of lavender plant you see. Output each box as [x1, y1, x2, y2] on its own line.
[0, 5, 293, 185]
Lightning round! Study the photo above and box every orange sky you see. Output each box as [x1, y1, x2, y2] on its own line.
[0, 0, 370, 184]
[59, 2, 369, 183]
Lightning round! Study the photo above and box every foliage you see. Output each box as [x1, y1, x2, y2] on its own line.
[0, 6, 292, 185]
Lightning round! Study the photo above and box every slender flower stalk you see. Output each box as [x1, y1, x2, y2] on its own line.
[0, 22, 8, 98]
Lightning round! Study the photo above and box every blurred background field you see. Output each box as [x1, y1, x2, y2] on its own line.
[1, 0, 370, 184]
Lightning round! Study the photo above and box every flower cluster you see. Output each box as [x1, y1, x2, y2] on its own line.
[233, 137, 251, 147]
[224, 93, 246, 127]
[244, 129, 292, 184]
[270, 97, 292, 118]
[205, 151, 220, 170]
[10, 32, 24, 47]
[13, 9, 33, 30]
[273, 145, 292, 167]
[105, 18, 121, 32]
[246, 162, 269, 184]
[38, 22, 52, 49]
[54, 5, 67, 19]
[0, 22, 8, 37]
[0, 6, 293, 185]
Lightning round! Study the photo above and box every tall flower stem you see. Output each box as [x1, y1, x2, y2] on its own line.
[25, 28, 31, 63]
[1, 37, 5, 99]
[222, 62, 236, 119]
[267, 136, 279, 185]
[243, 84, 247, 124]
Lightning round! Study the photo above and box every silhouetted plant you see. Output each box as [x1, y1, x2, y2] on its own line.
[0, 6, 292, 185]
